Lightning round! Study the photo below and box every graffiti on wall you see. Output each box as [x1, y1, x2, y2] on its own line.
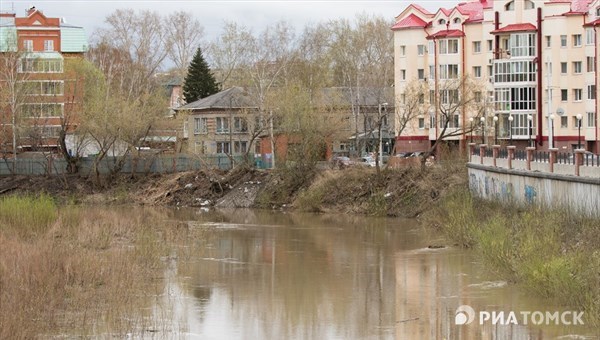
[469, 171, 538, 204]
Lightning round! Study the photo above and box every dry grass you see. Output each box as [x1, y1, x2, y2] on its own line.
[0, 197, 194, 338]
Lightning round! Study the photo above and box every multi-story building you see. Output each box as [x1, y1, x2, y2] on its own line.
[393, 0, 600, 154]
[0, 6, 87, 154]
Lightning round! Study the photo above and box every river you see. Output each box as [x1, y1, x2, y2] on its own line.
[129, 208, 597, 340]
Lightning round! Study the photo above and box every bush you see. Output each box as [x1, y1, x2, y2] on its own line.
[0, 194, 58, 238]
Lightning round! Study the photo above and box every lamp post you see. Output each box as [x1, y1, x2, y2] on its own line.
[527, 114, 533, 147]
[378, 102, 388, 166]
[576, 113, 583, 149]
[493, 115, 499, 145]
[469, 117, 474, 142]
[549, 113, 556, 149]
[480, 116, 485, 144]
[508, 115, 514, 145]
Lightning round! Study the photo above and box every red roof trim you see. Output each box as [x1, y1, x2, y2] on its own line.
[391, 13, 429, 31]
[491, 23, 537, 34]
[584, 18, 600, 26]
[427, 29, 465, 39]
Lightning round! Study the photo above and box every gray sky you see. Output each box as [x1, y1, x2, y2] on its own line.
[0, 0, 464, 41]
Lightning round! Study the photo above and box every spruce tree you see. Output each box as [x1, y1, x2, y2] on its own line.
[182, 48, 219, 103]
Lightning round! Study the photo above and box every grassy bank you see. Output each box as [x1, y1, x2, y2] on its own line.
[424, 188, 600, 326]
[0, 195, 195, 338]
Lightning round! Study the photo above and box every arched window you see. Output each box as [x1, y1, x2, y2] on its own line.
[453, 18, 461, 24]
[505, 1, 515, 11]
[524, 0, 535, 9]
[596, 7, 600, 17]
[438, 19, 446, 25]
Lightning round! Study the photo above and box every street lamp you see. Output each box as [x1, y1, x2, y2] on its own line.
[508, 115, 514, 145]
[576, 113, 583, 149]
[527, 114, 533, 147]
[469, 117, 474, 142]
[378, 102, 388, 166]
[549, 114, 555, 149]
[480, 116, 485, 144]
[493, 115, 499, 145]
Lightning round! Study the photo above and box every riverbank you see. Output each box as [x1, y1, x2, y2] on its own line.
[423, 188, 600, 326]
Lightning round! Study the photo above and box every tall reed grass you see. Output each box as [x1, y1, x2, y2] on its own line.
[424, 188, 600, 326]
[0, 196, 194, 338]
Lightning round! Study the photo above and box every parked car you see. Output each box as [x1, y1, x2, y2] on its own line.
[331, 156, 351, 168]
[359, 156, 376, 167]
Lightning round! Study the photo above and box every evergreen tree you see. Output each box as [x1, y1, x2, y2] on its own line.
[183, 48, 219, 103]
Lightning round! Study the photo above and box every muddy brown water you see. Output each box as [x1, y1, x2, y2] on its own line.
[136, 208, 599, 339]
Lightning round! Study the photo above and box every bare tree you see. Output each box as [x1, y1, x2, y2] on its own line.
[164, 11, 205, 79]
[404, 76, 489, 166]
[207, 22, 253, 89]
[0, 34, 34, 172]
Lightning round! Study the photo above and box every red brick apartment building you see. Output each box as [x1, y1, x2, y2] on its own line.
[0, 6, 88, 155]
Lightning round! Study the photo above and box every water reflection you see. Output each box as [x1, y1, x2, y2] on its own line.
[164, 209, 598, 339]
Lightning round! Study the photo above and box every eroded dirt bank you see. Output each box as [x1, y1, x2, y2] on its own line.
[0, 162, 466, 218]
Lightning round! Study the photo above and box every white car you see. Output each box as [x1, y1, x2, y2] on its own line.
[359, 157, 376, 167]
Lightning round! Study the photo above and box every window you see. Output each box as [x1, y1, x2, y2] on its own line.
[573, 61, 582, 74]
[23, 40, 33, 52]
[417, 69, 425, 80]
[429, 90, 435, 104]
[428, 41, 435, 55]
[453, 18, 461, 24]
[21, 103, 63, 117]
[234, 141, 247, 154]
[493, 60, 537, 83]
[589, 85, 597, 100]
[508, 33, 536, 57]
[587, 56, 596, 72]
[487, 40, 493, 51]
[18, 58, 63, 73]
[194, 141, 207, 154]
[573, 34, 582, 47]
[524, 0, 535, 9]
[573, 116, 583, 129]
[439, 40, 447, 54]
[194, 117, 208, 134]
[473, 41, 481, 53]
[597, 7, 600, 17]
[439, 64, 459, 79]
[545, 36, 551, 48]
[417, 44, 426, 56]
[560, 35, 567, 47]
[586, 28, 595, 45]
[400, 45, 406, 56]
[505, 1, 514, 11]
[487, 65, 493, 77]
[561, 62, 568, 74]
[438, 19, 446, 25]
[587, 111, 596, 127]
[216, 117, 230, 133]
[44, 40, 54, 51]
[216, 142, 230, 154]
[494, 87, 536, 111]
[474, 91, 482, 102]
[418, 117, 425, 129]
[561, 89, 568, 101]
[401, 69, 406, 80]
[448, 39, 458, 54]
[233, 117, 248, 132]
[440, 89, 459, 105]
[400, 93, 406, 104]
[473, 66, 481, 78]
[561, 116, 568, 128]
[418, 93, 424, 104]
[429, 65, 435, 79]
[574, 88, 582, 101]
[41, 81, 63, 95]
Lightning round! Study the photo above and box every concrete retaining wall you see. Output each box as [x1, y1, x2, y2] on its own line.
[468, 163, 600, 217]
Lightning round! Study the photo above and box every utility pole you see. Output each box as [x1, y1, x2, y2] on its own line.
[546, 57, 553, 149]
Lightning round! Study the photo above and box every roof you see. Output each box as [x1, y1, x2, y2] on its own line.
[391, 13, 429, 30]
[491, 23, 537, 34]
[427, 29, 465, 39]
[177, 87, 257, 111]
[547, 0, 593, 13]
[318, 87, 394, 108]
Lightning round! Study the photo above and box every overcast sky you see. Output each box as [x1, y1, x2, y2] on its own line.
[0, 0, 465, 41]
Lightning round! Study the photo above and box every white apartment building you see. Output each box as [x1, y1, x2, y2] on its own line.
[393, 0, 600, 153]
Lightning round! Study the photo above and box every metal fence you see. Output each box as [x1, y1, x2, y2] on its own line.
[0, 154, 270, 176]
